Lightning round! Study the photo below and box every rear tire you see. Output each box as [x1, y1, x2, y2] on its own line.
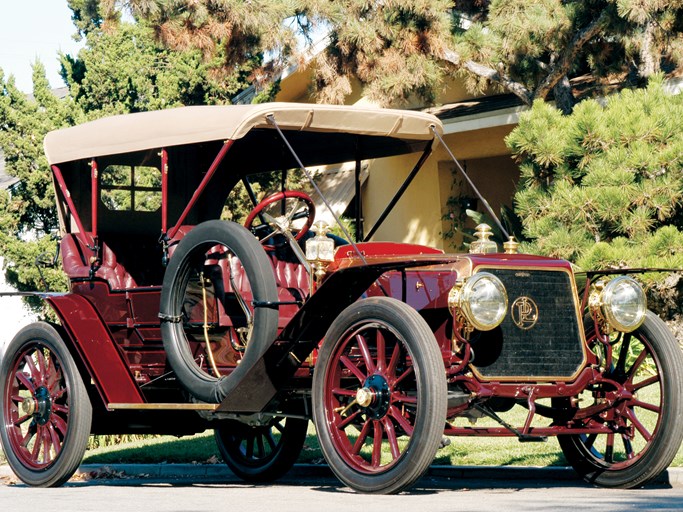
[215, 417, 308, 482]
[0, 322, 92, 487]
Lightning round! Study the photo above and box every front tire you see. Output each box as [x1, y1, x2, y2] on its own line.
[312, 297, 447, 494]
[0, 322, 92, 487]
[559, 311, 683, 488]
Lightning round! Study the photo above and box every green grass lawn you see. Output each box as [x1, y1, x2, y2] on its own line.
[2, 428, 683, 468]
[74, 424, 683, 468]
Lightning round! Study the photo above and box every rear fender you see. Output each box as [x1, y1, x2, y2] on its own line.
[38, 293, 144, 408]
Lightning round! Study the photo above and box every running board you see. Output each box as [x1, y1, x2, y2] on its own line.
[108, 403, 218, 411]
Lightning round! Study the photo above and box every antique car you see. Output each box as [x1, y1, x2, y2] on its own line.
[0, 103, 681, 494]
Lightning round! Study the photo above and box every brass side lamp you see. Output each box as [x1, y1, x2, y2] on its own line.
[305, 221, 335, 285]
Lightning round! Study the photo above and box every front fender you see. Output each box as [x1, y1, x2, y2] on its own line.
[217, 255, 452, 413]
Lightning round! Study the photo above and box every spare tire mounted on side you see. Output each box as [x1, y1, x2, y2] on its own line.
[159, 220, 279, 404]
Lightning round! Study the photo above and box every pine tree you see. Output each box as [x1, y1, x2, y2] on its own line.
[506, 76, 683, 314]
[103, 1, 683, 112]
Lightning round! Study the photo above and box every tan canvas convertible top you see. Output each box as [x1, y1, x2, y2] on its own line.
[44, 103, 444, 165]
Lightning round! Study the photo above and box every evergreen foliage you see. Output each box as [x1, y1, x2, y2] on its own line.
[507, 76, 683, 279]
[0, 65, 77, 299]
[101, 2, 683, 111]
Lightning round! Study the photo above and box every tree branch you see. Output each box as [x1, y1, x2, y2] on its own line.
[534, 10, 609, 100]
[442, 48, 533, 105]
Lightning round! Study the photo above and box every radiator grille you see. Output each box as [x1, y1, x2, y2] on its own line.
[470, 268, 585, 380]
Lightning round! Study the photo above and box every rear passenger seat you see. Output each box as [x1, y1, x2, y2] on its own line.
[60, 234, 137, 290]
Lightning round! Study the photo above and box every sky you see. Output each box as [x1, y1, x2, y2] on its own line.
[0, 1, 84, 93]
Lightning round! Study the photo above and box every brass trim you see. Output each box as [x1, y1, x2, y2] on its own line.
[108, 403, 219, 411]
[466, 264, 588, 383]
[510, 296, 539, 330]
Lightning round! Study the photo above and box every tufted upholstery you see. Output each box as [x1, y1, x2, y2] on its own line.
[168, 225, 309, 301]
[60, 234, 137, 290]
[269, 257, 309, 300]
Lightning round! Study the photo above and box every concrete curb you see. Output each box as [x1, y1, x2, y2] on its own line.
[2, 463, 682, 487]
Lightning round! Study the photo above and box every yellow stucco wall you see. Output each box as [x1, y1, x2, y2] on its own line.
[363, 126, 520, 251]
[362, 154, 444, 247]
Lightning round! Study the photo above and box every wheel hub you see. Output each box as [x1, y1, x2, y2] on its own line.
[32, 386, 52, 426]
[356, 387, 374, 407]
[359, 375, 391, 420]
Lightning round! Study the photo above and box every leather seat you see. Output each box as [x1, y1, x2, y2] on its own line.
[60, 234, 137, 290]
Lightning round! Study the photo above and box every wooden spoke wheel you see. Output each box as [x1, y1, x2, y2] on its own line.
[312, 297, 447, 494]
[0, 322, 91, 487]
[558, 312, 683, 488]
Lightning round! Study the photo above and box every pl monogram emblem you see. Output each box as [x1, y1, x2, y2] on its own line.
[511, 296, 539, 330]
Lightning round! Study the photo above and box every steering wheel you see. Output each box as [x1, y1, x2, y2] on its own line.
[244, 190, 316, 251]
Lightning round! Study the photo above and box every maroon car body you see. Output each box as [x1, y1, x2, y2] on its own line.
[1, 103, 681, 494]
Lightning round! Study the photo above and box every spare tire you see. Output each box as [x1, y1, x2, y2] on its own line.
[160, 220, 278, 403]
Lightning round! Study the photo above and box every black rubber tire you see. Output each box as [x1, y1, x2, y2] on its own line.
[214, 417, 308, 482]
[312, 297, 447, 494]
[160, 220, 278, 404]
[558, 311, 683, 488]
[0, 322, 92, 487]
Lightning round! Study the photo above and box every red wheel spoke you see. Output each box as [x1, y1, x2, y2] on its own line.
[31, 428, 42, 460]
[352, 420, 372, 455]
[51, 386, 67, 402]
[625, 408, 652, 442]
[332, 387, 356, 397]
[622, 436, 634, 460]
[391, 393, 417, 405]
[356, 334, 375, 374]
[51, 413, 68, 436]
[13, 413, 32, 426]
[631, 399, 661, 414]
[340, 355, 367, 383]
[19, 426, 35, 448]
[632, 374, 660, 391]
[337, 409, 362, 429]
[371, 421, 383, 467]
[16, 371, 36, 394]
[388, 405, 414, 436]
[393, 366, 414, 387]
[46, 361, 61, 394]
[387, 343, 401, 377]
[42, 427, 53, 464]
[52, 403, 69, 415]
[24, 353, 41, 386]
[375, 331, 386, 373]
[47, 423, 62, 458]
[382, 417, 400, 460]
[627, 350, 649, 381]
[36, 350, 48, 387]
[605, 433, 614, 463]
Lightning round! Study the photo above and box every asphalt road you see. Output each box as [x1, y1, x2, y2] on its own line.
[1, 467, 683, 512]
